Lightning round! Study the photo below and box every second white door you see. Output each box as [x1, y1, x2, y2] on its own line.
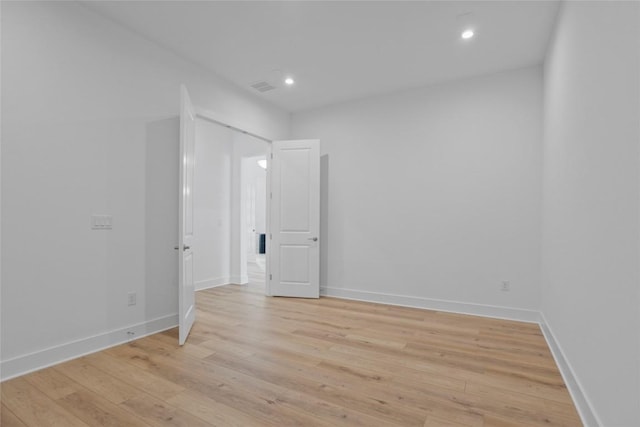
[268, 139, 320, 298]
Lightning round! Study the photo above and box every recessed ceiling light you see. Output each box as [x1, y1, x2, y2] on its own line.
[284, 77, 295, 85]
[461, 29, 474, 40]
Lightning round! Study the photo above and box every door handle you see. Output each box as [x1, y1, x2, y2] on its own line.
[308, 237, 318, 242]
[174, 245, 191, 251]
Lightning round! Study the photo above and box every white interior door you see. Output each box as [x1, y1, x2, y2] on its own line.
[178, 85, 196, 344]
[268, 139, 320, 298]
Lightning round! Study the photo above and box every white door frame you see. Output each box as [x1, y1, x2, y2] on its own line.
[179, 85, 197, 345]
[193, 107, 274, 295]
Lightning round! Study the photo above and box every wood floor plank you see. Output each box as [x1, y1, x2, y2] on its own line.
[165, 389, 275, 427]
[120, 393, 217, 427]
[107, 339, 319, 425]
[1, 403, 29, 427]
[53, 358, 141, 404]
[56, 389, 151, 427]
[82, 352, 186, 401]
[423, 414, 473, 427]
[145, 333, 217, 359]
[1, 378, 89, 427]
[203, 344, 440, 426]
[23, 369, 80, 400]
[465, 381, 580, 422]
[1, 276, 582, 426]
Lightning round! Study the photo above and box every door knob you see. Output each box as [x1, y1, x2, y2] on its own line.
[174, 245, 191, 250]
[308, 237, 318, 242]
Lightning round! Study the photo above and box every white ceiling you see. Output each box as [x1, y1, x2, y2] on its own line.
[85, 1, 560, 113]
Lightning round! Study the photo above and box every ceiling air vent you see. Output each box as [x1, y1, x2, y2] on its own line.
[250, 81, 276, 93]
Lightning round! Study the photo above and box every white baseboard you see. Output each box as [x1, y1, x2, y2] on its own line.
[195, 276, 231, 291]
[320, 286, 540, 323]
[230, 275, 249, 285]
[539, 313, 601, 427]
[0, 314, 178, 382]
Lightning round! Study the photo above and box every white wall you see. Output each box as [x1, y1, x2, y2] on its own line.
[542, 2, 640, 425]
[193, 120, 234, 290]
[0, 1, 289, 377]
[292, 67, 543, 316]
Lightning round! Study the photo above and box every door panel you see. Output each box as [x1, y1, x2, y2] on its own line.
[178, 85, 196, 345]
[280, 149, 311, 231]
[280, 245, 310, 283]
[269, 140, 320, 298]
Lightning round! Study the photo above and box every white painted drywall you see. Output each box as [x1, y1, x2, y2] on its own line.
[542, 2, 640, 425]
[0, 1, 289, 372]
[193, 119, 234, 290]
[145, 117, 179, 320]
[292, 67, 543, 311]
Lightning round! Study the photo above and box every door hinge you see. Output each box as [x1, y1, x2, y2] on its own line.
[270, 153, 273, 159]
[270, 233, 272, 240]
[269, 274, 272, 280]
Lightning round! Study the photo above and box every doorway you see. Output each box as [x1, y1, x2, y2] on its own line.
[241, 154, 268, 292]
[192, 118, 268, 292]
[178, 85, 321, 344]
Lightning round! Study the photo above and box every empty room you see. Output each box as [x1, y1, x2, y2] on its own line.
[1, 1, 638, 426]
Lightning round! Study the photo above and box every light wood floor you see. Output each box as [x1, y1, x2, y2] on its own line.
[1, 282, 581, 426]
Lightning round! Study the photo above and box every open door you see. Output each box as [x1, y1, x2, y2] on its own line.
[268, 139, 320, 298]
[178, 85, 196, 344]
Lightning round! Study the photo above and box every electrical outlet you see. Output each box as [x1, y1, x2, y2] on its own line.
[501, 281, 510, 292]
[127, 292, 137, 306]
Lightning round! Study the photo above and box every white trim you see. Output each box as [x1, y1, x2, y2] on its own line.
[195, 107, 273, 143]
[230, 275, 249, 285]
[0, 314, 178, 382]
[320, 286, 540, 323]
[265, 145, 272, 296]
[539, 312, 601, 427]
[195, 276, 231, 291]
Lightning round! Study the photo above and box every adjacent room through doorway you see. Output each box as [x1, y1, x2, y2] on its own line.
[192, 117, 269, 293]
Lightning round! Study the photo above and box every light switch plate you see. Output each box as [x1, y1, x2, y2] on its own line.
[91, 214, 113, 230]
